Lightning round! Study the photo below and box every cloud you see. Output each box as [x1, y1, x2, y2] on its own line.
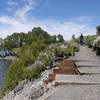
[15, 0, 36, 21]
[15, 5, 34, 21]
[29, 0, 36, 6]
[7, 1, 18, 5]
[73, 16, 92, 22]
[0, 15, 96, 40]
[42, 21, 96, 40]
[0, 0, 96, 40]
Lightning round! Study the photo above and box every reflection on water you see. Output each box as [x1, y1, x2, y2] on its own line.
[0, 59, 11, 90]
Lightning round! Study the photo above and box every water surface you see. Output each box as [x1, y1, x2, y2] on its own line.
[0, 59, 11, 90]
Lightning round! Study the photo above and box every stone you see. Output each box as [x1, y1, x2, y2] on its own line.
[14, 80, 27, 94]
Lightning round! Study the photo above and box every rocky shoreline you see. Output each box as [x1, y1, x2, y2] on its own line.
[2, 58, 62, 100]
[1, 43, 71, 100]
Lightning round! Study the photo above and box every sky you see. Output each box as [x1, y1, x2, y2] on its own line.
[0, 0, 100, 40]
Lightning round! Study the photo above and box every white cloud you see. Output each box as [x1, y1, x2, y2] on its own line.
[7, 1, 18, 5]
[0, 0, 96, 40]
[15, 0, 36, 21]
[42, 21, 96, 40]
[73, 16, 92, 22]
[0, 15, 96, 40]
[15, 5, 34, 21]
[29, 0, 36, 6]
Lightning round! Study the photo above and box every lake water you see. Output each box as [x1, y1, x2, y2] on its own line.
[0, 59, 11, 90]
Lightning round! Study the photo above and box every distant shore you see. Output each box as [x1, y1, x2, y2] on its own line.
[0, 56, 17, 61]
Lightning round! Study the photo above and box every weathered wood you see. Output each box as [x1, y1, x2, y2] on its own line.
[45, 59, 81, 84]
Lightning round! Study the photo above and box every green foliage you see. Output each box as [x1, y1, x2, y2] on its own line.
[66, 45, 80, 56]
[2, 59, 44, 95]
[2, 60, 26, 94]
[19, 47, 36, 66]
[1, 27, 67, 96]
[4, 33, 29, 50]
[57, 34, 64, 42]
[12, 48, 20, 56]
[29, 41, 46, 57]
[66, 46, 73, 56]
[74, 46, 80, 52]
[2, 42, 80, 95]
[96, 25, 100, 36]
[51, 35, 57, 43]
[1, 27, 60, 50]
[85, 35, 96, 48]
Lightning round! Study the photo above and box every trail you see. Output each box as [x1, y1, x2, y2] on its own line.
[45, 46, 100, 100]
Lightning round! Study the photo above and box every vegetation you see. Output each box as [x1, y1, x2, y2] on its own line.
[96, 25, 100, 36]
[84, 25, 100, 56]
[85, 35, 96, 48]
[1, 27, 79, 96]
[0, 27, 64, 50]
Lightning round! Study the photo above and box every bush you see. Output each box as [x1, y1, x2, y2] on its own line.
[2, 59, 43, 95]
[85, 36, 96, 48]
[96, 47, 100, 55]
[74, 46, 80, 52]
[66, 45, 79, 56]
[2, 60, 26, 95]
[19, 47, 36, 66]
[29, 41, 46, 57]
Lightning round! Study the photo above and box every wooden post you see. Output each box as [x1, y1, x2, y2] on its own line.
[72, 39, 74, 56]
[72, 34, 75, 56]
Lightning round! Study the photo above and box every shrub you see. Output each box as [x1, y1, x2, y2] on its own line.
[66, 45, 80, 56]
[2, 59, 42, 95]
[96, 47, 100, 55]
[19, 47, 36, 66]
[2, 60, 26, 95]
[85, 36, 96, 48]
[74, 46, 80, 52]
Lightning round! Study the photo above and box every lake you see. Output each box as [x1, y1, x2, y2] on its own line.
[0, 59, 11, 90]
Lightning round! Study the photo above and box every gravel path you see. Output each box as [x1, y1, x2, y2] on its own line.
[46, 46, 100, 100]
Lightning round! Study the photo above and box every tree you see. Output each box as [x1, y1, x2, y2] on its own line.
[30, 27, 51, 44]
[1, 27, 64, 50]
[51, 35, 57, 43]
[57, 34, 64, 42]
[96, 25, 100, 35]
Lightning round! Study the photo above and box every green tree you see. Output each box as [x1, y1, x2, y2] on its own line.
[96, 25, 100, 35]
[57, 34, 64, 42]
[51, 35, 57, 43]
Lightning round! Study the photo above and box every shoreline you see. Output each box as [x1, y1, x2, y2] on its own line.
[2, 58, 62, 100]
[0, 56, 17, 61]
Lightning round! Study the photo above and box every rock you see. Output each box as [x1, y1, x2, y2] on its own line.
[64, 53, 69, 59]
[46, 66, 50, 70]
[14, 80, 27, 94]
[55, 57, 64, 62]
[14, 95, 28, 100]
[2, 43, 69, 100]
[52, 61, 57, 68]
[3, 69, 54, 100]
